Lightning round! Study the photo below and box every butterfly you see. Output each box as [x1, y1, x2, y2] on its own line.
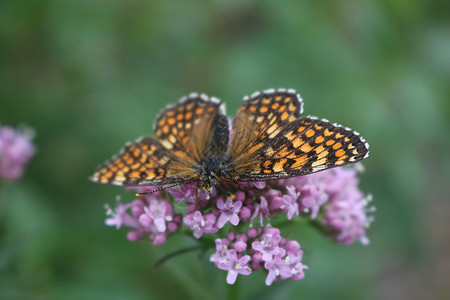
[90, 89, 369, 194]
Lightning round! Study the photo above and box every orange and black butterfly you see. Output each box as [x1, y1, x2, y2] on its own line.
[90, 89, 369, 193]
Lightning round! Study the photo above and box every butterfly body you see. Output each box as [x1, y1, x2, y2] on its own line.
[90, 89, 369, 191]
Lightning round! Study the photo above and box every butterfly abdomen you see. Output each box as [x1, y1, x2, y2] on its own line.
[208, 112, 229, 156]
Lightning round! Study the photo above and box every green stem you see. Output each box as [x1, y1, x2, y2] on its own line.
[152, 245, 201, 269]
[226, 278, 240, 300]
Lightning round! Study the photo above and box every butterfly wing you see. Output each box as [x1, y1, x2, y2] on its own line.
[228, 89, 303, 176]
[90, 136, 190, 186]
[228, 89, 369, 181]
[90, 93, 226, 186]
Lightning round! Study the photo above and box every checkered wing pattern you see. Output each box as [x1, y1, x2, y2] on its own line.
[154, 93, 225, 162]
[90, 137, 189, 186]
[228, 89, 302, 176]
[228, 89, 369, 181]
[90, 93, 226, 186]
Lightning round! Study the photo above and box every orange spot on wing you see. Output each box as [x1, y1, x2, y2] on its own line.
[300, 143, 312, 153]
[326, 139, 335, 146]
[273, 159, 287, 171]
[332, 142, 342, 150]
[324, 129, 333, 136]
[292, 155, 307, 168]
[262, 98, 271, 105]
[263, 160, 272, 168]
[312, 158, 327, 167]
[130, 171, 141, 178]
[305, 129, 315, 138]
[315, 136, 325, 144]
[288, 104, 296, 112]
[249, 142, 264, 153]
[292, 137, 304, 148]
[335, 149, 346, 157]
[317, 150, 329, 159]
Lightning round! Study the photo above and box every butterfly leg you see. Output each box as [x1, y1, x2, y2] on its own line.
[194, 186, 200, 210]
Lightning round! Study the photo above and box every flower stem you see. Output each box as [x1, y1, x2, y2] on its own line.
[152, 245, 201, 269]
[226, 278, 240, 300]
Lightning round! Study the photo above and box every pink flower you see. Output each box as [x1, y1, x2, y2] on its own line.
[250, 196, 270, 225]
[323, 194, 373, 245]
[141, 199, 173, 232]
[169, 183, 196, 203]
[271, 186, 300, 220]
[184, 211, 218, 238]
[105, 201, 138, 229]
[210, 239, 230, 265]
[216, 197, 242, 228]
[264, 252, 292, 285]
[217, 250, 252, 284]
[251, 228, 284, 261]
[0, 124, 35, 181]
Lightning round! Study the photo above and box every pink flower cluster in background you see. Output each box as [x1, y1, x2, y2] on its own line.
[0, 124, 35, 181]
[104, 164, 373, 285]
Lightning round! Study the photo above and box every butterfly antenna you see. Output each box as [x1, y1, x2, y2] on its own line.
[135, 177, 201, 197]
[135, 183, 181, 197]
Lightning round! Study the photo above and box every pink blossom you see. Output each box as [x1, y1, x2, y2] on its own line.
[216, 197, 242, 228]
[0, 124, 35, 181]
[271, 186, 300, 220]
[105, 201, 138, 229]
[184, 211, 218, 238]
[251, 228, 284, 261]
[217, 250, 252, 284]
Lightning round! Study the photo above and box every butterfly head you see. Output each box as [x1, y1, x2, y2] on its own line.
[196, 155, 229, 191]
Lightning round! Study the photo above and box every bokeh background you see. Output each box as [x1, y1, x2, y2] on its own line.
[1, 0, 450, 299]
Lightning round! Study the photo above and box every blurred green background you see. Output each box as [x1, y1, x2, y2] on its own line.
[1, 0, 449, 299]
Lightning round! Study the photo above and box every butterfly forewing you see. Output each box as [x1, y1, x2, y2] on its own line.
[90, 137, 191, 186]
[232, 117, 369, 181]
[91, 93, 226, 186]
[228, 89, 303, 174]
[154, 93, 225, 160]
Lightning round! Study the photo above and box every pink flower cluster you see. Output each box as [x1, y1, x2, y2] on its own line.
[210, 227, 307, 285]
[0, 124, 35, 181]
[104, 165, 373, 285]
